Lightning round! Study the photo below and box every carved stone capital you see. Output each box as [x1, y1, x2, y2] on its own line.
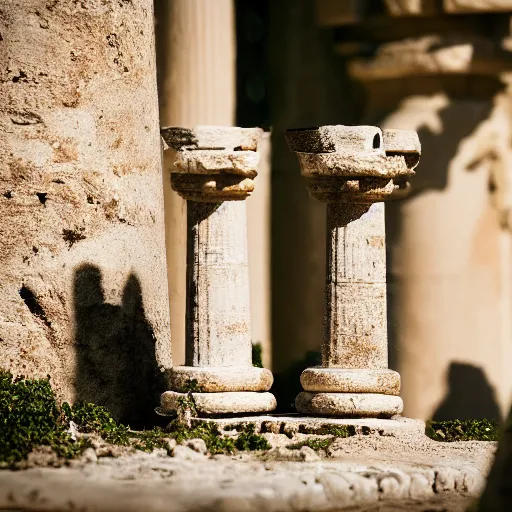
[160, 126, 263, 201]
[285, 125, 420, 203]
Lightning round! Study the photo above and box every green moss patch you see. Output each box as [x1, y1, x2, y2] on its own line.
[426, 419, 500, 442]
[252, 343, 263, 368]
[0, 370, 88, 465]
[168, 420, 270, 454]
[288, 437, 333, 451]
[0, 369, 272, 466]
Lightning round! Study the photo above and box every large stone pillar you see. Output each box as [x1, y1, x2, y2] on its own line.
[317, 0, 512, 420]
[155, 0, 236, 366]
[0, 0, 170, 425]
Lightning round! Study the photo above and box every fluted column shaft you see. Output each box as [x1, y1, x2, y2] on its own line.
[186, 201, 251, 368]
[324, 203, 387, 369]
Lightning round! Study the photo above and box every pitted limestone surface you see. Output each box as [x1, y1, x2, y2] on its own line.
[322, 203, 388, 372]
[285, 125, 420, 203]
[301, 368, 401, 394]
[296, 392, 404, 417]
[0, 424, 496, 512]
[161, 126, 263, 201]
[173, 150, 260, 177]
[185, 201, 252, 369]
[0, 0, 170, 425]
[160, 390, 277, 415]
[168, 366, 273, 393]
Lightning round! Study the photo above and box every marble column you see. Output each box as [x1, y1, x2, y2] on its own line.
[286, 125, 420, 417]
[159, 126, 276, 416]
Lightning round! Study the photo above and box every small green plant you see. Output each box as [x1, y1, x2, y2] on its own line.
[167, 420, 270, 454]
[288, 437, 332, 451]
[133, 427, 170, 453]
[252, 343, 263, 368]
[426, 419, 500, 442]
[62, 402, 131, 446]
[235, 424, 271, 451]
[0, 368, 273, 465]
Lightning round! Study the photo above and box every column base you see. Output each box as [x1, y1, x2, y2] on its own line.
[300, 367, 400, 395]
[296, 391, 403, 418]
[168, 366, 273, 392]
[160, 390, 277, 416]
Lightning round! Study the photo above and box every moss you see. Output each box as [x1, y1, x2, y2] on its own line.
[132, 427, 170, 453]
[288, 437, 332, 451]
[167, 420, 270, 454]
[234, 424, 271, 451]
[0, 370, 88, 465]
[0, 369, 271, 465]
[298, 424, 356, 437]
[426, 419, 500, 442]
[62, 401, 131, 446]
[252, 343, 263, 368]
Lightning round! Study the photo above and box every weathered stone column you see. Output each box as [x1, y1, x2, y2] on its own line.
[315, 0, 512, 420]
[286, 125, 420, 417]
[0, 0, 170, 425]
[159, 126, 276, 416]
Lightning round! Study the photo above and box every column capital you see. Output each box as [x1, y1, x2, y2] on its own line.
[285, 125, 420, 203]
[160, 126, 263, 201]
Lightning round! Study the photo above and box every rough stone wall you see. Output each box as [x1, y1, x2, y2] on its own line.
[0, 0, 171, 426]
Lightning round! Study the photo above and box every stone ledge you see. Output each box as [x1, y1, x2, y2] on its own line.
[199, 414, 424, 439]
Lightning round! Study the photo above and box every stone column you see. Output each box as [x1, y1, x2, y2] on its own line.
[159, 126, 276, 416]
[0, 0, 170, 425]
[286, 125, 420, 417]
[155, 0, 235, 366]
[315, 0, 512, 420]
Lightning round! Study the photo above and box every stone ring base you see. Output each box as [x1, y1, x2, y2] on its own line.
[300, 367, 400, 395]
[296, 392, 403, 418]
[160, 390, 277, 416]
[168, 366, 273, 392]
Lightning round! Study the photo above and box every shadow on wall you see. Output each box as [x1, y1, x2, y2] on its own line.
[432, 362, 501, 422]
[73, 264, 165, 429]
[385, 78, 503, 373]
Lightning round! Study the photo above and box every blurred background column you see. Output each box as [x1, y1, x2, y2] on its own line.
[316, 0, 512, 420]
[267, 0, 359, 407]
[155, 0, 271, 368]
[155, 0, 236, 365]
